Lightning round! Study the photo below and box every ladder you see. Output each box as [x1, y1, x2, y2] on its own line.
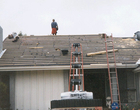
[104, 34, 121, 110]
[68, 43, 84, 91]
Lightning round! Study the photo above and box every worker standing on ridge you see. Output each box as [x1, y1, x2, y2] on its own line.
[51, 19, 58, 35]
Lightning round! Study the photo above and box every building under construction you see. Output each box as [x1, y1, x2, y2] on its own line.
[0, 27, 140, 110]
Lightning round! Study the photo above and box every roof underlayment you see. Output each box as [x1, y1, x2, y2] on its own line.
[0, 34, 140, 71]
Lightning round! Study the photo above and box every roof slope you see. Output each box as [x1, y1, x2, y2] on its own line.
[0, 34, 140, 67]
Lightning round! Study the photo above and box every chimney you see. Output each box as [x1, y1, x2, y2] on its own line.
[0, 26, 3, 53]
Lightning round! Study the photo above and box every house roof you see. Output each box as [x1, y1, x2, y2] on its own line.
[0, 34, 139, 70]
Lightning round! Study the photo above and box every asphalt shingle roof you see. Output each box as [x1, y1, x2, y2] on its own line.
[0, 34, 140, 67]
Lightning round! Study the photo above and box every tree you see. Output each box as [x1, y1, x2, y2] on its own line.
[18, 31, 23, 36]
[18, 31, 27, 36]
[0, 82, 10, 109]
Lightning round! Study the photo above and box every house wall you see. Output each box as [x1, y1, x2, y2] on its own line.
[8, 69, 140, 110]
[10, 73, 15, 110]
[63, 70, 69, 92]
[14, 70, 64, 110]
[138, 73, 140, 101]
[135, 73, 139, 102]
[127, 72, 136, 102]
[118, 69, 139, 103]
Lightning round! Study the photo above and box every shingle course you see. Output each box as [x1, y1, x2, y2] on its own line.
[0, 35, 139, 67]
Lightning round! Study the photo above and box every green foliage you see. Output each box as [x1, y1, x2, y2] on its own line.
[18, 31, 23, 36]
[134, 100, 140, 109]
[122, 104, 129, 110]
[18, 31, 27, 36]
[0, 82, 10, 109]
[122, 101, 140, 110]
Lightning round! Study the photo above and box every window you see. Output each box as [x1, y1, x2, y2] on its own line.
[127, 72, 136, 102]
[128, 91, 136, 102]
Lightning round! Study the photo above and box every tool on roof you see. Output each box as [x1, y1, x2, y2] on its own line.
[61, 49, 69, 56]
[12, 36, 19, 42]
[134, 31, 140, 41]
[104, 33, 121, 110]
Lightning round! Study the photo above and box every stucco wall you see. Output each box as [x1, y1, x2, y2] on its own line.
[14, 70, 64, 110]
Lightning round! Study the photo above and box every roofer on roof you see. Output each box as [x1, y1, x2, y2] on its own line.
[51, 19, 58, 35]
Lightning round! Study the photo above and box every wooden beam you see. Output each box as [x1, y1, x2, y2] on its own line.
[86, 49, 118, 57]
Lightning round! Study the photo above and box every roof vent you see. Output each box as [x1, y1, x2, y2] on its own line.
[61, 49, 69, 56]
[134, 31, 140, 41]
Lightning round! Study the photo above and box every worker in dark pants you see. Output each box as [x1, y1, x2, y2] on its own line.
[51, 19, 58, 35]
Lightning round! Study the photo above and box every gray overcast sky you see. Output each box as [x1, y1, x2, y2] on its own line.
[1, 0, 140, 40]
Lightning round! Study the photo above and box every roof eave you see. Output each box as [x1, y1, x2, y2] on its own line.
[0, 64, 138, 72]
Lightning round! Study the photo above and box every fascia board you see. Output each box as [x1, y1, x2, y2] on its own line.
[0, 64, 138, 72]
